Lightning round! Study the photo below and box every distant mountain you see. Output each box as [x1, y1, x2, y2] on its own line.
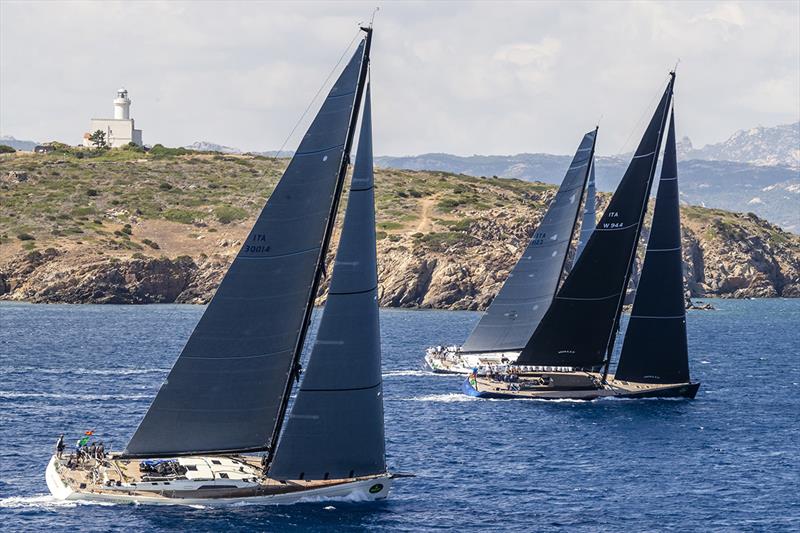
[681, 122, 799, 168]
[375, 153, 800, 232]
[183, 141, 242, 154]
[0, 136, 38, 151]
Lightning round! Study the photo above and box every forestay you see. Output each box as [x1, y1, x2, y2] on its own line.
[270, 85, 386, 480]
[516, 75, 674, 369]
[616, 111, 690, 383]
[123, 41, 368, 458]
[460, 129, 597, 353]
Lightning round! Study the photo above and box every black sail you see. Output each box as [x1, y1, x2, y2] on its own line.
[574, 157, 596, 262]
[516, 75, 674, 369]
[270, 85, 385, 480]
[615, 111, 690, 383]
[460, 130, 597, 353]
[123, 41, 368, 458]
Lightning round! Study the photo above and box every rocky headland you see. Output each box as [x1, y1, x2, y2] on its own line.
[1, 150, 798, 308]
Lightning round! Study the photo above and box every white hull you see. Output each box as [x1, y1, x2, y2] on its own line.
[424, 347, 520, 375]
[46, 456, 392, 506]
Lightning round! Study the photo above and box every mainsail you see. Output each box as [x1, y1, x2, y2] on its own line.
[123, 39, 370, 458]
[615, 111, 690, 383]
[574, 158, 596, 262]
[459, 129, 597, 353]
[270, 84, 385, 480]
[515, 74, 675, 369]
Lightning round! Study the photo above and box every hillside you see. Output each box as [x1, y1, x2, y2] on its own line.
[375, 154, 800, 232]
[1, 150, 798, 307]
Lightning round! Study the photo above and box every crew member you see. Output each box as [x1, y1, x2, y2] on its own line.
[55, 434, 65, 459]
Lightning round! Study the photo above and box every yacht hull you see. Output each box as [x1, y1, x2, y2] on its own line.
[463, 374, 699, 400]
[424, 348, 520, 375]
[45, 455, 392, 506]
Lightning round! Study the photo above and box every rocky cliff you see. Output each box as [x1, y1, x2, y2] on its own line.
[1, 151, 798, 307]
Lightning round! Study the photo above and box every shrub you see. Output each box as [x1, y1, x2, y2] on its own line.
[214, 206, 248, 224]
[163, 208, 201, 224]
[16, 232, 35, 241]
[0, 144, 15, 154]
[141, 238, 160, 250]
[86, 189, 99, 196]
[149, 144, 191, 158]
[159, 182, 173, 191]
[121, 224, 132, 235]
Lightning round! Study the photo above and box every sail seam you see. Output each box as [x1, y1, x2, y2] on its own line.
[299, 382, 381, 393]
[296, 143, 346, 157]
[646, 246, 681, 252]
[557, 292, 621, 301]
[632, 150, 656, 159]
[328, 285, 378, 296]
[350, 185, 374, 192]
[237, 246, 318, 260]
[659, 177, 678, 181]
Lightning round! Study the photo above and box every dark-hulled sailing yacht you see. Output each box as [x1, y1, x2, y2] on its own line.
[425, 130, 598, 374]
[464, 72, 700, 400]
[47, 27, 396, 505]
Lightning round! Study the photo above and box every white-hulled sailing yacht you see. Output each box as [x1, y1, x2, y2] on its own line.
[46, 26, 397, 505]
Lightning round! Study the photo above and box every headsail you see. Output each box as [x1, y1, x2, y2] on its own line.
[615, 110, 690, 383]
[123, 40, 369, 458]
[270, 84, 385, 480]
[460, 129, 597, 353]
[574, 157, 596, 262]
[515, 74, 675, 369]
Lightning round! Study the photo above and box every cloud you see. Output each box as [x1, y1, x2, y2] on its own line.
[0, 1, 797, 156]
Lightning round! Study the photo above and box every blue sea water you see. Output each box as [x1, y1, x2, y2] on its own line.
[0, 299, 798, 532]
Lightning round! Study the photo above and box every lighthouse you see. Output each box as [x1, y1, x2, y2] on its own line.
[113, 88, 131, 120]
[83, 88, 143, 148]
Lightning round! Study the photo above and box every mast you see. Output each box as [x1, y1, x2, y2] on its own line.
[574, 155, 596, 262]
[601, 72, 674, 382]
[266, 27, 373, 465]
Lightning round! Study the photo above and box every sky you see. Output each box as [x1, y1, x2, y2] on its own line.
[1, 1, 798, 156]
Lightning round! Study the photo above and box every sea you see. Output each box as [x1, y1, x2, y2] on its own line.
[0, 299, 798, 532]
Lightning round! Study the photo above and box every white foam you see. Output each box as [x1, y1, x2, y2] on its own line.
[0, 494, 115, 509]
[404, 393, 477, 403]
[382, 370, 437, 378]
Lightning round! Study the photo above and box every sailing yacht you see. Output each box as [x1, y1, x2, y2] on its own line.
[464, 72, 700, 400]
[425, 131, 598, 374]
[46, 27, 397, 505]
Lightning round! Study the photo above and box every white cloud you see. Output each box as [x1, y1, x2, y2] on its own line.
[0, 1, 797, 156]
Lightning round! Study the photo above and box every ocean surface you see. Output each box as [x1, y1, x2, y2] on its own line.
[0, 299, 798, 532]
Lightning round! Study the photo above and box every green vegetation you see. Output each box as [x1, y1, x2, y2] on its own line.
[214, 206, 248, 224]
[0, 145, 15, 154]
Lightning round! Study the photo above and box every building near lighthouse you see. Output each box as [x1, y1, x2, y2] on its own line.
[83, 88, 143, 148]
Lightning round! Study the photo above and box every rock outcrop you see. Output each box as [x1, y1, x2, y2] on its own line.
[2, 206, 797, 308]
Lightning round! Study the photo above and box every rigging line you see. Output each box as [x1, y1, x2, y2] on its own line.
[614, 73, 672, 157]
[270, 29, 362, 163]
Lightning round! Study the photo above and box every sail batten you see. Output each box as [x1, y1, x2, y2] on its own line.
[460, 129, 597, 354]
[615, 110, 690, 384]
[269, 83, 386, 481]
[121, 39, 369, 459]
[515, 76, 675, 369]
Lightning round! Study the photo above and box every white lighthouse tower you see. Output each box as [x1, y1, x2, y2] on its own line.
[113, 88, 131, 120]
[83, 88, 143, 148]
